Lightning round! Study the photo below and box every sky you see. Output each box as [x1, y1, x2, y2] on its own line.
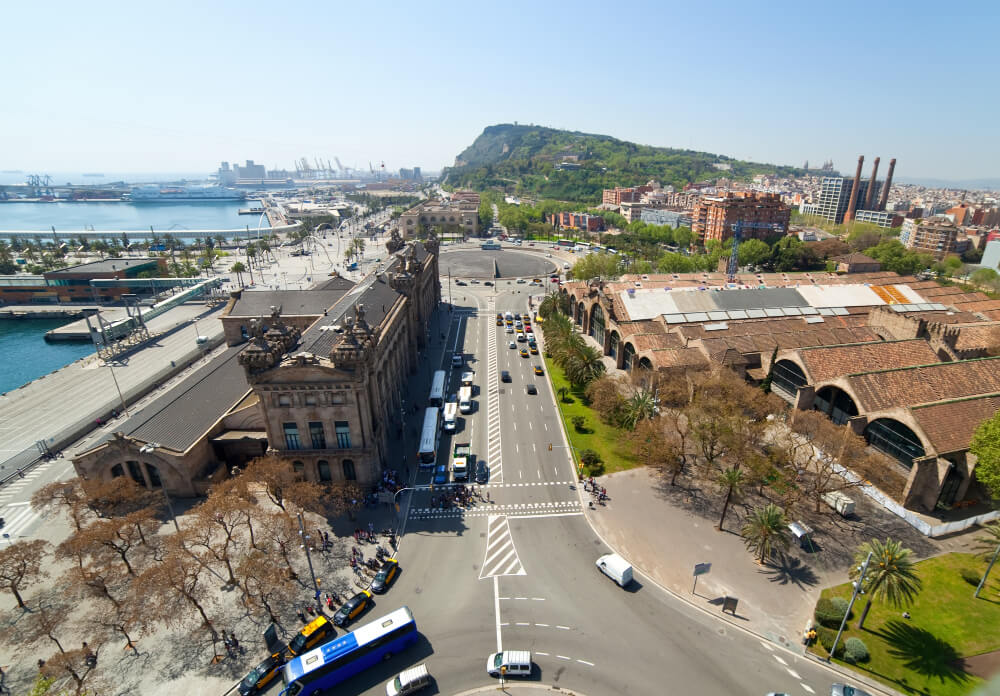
[1, 0, 997, 181]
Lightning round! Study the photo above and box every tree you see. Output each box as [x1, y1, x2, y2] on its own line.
[62, 515, 149, 577]
[741, 504, 790, 564]
[738, 239, 771, 268]
[243, 454, 323, 513]
[258, 511, 304, 582]
[584, 375, 626, 425]
[851, 538, 922, 629]
[619, 388, 658, 430]
[673, 227, 693, 249]
[563, 343, 606, 388]
[135, 538, 219, 641]
[538, 292, 571, 319]
[188, 488, 254, 586]
[970, 413, 1000, 500]
[784, 410, 867, 512]
[570, 253, 621, 281]
[31, 480, 92, 532]
[972, 521, 1000, 558]
[0, 539, 50, 608]
[716, 466, 745, 531]
[40, 645, 102, 696]
[230, 261, 246, 287]
[660, 408, 692, 485]
[236, 549, 293, 627]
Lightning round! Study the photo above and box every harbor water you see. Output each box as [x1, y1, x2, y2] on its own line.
[0, 319, 94, 394]
[0, 200, 269, 237]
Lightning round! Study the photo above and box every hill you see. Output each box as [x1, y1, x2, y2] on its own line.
[444, 123, 805, 203]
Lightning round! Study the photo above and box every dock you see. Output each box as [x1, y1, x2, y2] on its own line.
[238, 207, 266, 215]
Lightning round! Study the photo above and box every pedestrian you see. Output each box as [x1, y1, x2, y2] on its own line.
[230, 634, 240, 652]
[324, 531, 330, 547]
[297, 609, 307, 623]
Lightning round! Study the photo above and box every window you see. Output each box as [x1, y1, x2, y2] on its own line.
[110, 463, 124, 478]
[335, 421, 351, 449]
[284, 422, 302, 450]
[304, 394, 317, 406]
[342, 459, 356, 480]
[318, 460, 331, 482]
[144, 463, 162, 488]
[278, 395, 292, 407]
[292, 461, 305, 475]
[309, 422, 326, 449]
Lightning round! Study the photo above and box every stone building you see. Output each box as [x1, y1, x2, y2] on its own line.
[397, 198, 479, 238]
[71, 240, 440, 497]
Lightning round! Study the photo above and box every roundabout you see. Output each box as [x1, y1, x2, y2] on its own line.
[439, 248, 559, 279]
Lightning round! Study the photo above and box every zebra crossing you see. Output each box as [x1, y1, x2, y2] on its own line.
[479, 515, 526, 578]
[411, 500, 582, 520]
[0, 502, 41, 540]
[485, 297, 503, 484]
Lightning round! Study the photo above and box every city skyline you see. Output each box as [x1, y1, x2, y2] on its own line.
[1, 0, 997, 180]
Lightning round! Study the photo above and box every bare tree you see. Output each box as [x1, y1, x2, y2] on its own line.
[31, 480, 92, 532]
[41, 644, 102, 696]
[629, 417, 684, 484]
[785, 411, 866, 512]
[236, 549, 294, 628]
[258, 511, 303, 582]
[242, 455, 323, 513]
[61, 516, 147, 577]
[135, 538, 219, 642]
[36, 602, 73, 653]
[0, 539, 50, 608]
[87, 585, 148, 656]
[660, 408, 693, 485]
[188, 490, 254, 586]
[82, 477, 162, 519]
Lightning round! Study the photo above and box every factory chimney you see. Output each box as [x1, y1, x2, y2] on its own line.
[844, 155, 864, 223]
[864, 157, 880, 210]
[877, 158, 896, 211]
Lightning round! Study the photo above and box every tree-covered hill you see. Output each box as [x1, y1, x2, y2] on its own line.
[444, 123, 806, 203]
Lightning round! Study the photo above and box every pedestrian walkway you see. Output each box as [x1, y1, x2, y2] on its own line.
[0, 502, 40, 540]
[480, 515, 526, 578]
[411, 500, 582, 519]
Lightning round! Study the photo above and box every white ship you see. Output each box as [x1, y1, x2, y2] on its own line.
[128, 184, 245, 201]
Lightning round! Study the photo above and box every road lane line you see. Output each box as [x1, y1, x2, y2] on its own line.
[773, 655, 788, 666]
[493, 575, 502, 652]
[535, 623, 549, 627]
[577, 660, 594, 666]
[801, 685, 815, 694]
[556, 655, 571, 660]
[786, 669, 801, 680]
[516, 622, 530, 626]
[556, 625, 570, 630]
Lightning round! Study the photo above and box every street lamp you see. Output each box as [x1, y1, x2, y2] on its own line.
[829, 551, 873, 662]
[297, 512, 323, 613]
[139, 442, 179, 532]
[105, 360, 130, 419]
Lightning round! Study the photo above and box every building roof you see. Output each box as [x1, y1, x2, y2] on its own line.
[910, 394, 1000, 454]
[796, 339, 940, 383]
[845, 357, 1000, 412]
[832, 252, 879, 265]
[952, 324, 1000, 351]
[227, 288, 354, 318]
[92, 344, 251, 452]
[45, 258, 159, 275]
[649, 347, 710, 369]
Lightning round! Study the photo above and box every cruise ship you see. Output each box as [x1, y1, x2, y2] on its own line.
[128, 184, 246, 201]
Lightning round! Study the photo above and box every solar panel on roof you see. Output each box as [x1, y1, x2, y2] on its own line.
[664, 314, 685, 323]
[804, 316, 825, 324]
[931, 303, 947, 310]
[892, 305, 907, 312]
[782, 307, 803, 316]
[685, 312, 710, 322]
[704, 322, 728, 331]
[708, 311, 728, 320]
[727, 309, 749, 319]
[747, 309, 766, 318]
[800, 307, 818, 315]
[832, 308, 849, 315]
[817, 308, 834, 316]
[764, 308, 783, 317]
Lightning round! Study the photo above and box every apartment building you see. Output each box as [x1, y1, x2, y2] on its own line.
[691, 192, 790, 243]
[900, 216, 962, 259]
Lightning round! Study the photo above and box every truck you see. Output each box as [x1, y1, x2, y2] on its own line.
[452, 442, 475, 482]
[442, 401, 458, 431]
[458, 385, 473, 414]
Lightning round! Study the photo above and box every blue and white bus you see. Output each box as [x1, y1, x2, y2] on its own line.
[481, 241, 501, 250]
[428, 370, 446, 407]
[418, 407, 440, 467]
[280, 607, 418, 696]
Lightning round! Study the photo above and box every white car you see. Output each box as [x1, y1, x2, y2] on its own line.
[516, 278, 526, 284]
[508, 341, 516, 349]
[505, 325, 514, 334]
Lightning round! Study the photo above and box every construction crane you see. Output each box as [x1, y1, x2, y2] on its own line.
[334, 156, 345, 175]
[725, 220, 785, 282]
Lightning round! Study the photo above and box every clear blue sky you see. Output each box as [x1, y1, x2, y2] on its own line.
[2, 0, 996, 181]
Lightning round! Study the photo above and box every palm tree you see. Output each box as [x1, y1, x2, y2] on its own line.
[716, 466, 745, 531]
[619, 388, 657, 430]
[564, 344, 606, 388]
[230, 262, 247, 288]
[851, 538, 922, 629]
[741, 504, 790, 564]
[557, 386, 569, 403]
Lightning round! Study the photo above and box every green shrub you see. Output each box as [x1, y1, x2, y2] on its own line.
[580, 449, 602, 467]
[814, 597, 847, 628]
[815, 626, 842, 658]
[843, 637, 869, 664]
[571, 415, 586, 432]
[960, 567, 982, 587]
[831, 597, 852, 622]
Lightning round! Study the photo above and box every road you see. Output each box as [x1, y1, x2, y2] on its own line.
[339, 280, 842, 696]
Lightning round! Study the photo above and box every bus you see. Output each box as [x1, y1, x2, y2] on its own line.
[428, 370, 446, 407]
[418, 407, 440, 467]
[481, 242, 501, 250]
[556, 239, 576, 247]
[280, 607, 419, 696]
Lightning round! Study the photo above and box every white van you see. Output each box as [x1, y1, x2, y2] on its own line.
[442, 402, 458, 431]
[458, 386, 473, 414]
[596, 553, 633, 587]
[461, 371, 474, 387]
[386, 663, 430, 696]
[486, 650, 531, 677]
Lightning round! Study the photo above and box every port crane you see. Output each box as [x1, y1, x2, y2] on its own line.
[725, 220, 785, 282]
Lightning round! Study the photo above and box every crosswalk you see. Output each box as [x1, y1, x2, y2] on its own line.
[0, 461, 56, 539]
[480, 515, 526, 578]
[411, 500, 582, 521]
[485, 298, 503, 484]
[0, 502, 41, 539]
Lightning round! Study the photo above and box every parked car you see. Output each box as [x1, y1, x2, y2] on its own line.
[370, 558, 399, 594]
[238, 654, 284, 696]
[830, 686, 872, 696]
[333, 591, 373, 627]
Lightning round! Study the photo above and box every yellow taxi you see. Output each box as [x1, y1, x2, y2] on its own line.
[519, 348, 529, 358]
[238, 653, 284, 695]
[285, 615, 335, 658]
[371, 558, 399, 594]
[533, 365, 544, 375]
[333, 590, 373, 627]
[529, 345, 539, 354]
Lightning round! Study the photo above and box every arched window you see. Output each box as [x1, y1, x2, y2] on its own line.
[144, 463, 162, 488]
[771, 360, 807, 399]
[126, 460, 145, 486]
[863, 419, 925, 468]
[622, 342, 636, 371]
[318, 460, 332, 482]
[110, 463, 124, 479]
[342, 459, 356, 480]
[608, 332, 620, 359]
[589, 304, 605, 345]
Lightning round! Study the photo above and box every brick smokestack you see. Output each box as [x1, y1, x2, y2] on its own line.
[878, 158, 896, 211]
[844, 155, 864, 223]
[864, 157, 880, 210]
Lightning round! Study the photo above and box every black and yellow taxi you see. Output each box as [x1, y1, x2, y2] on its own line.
[285, 615, 335, 659]
[333, 590, 373, 627]
[519, 348, 529, 358]
[371, 558, 399, 594]
[533, 365, 544, 375]
[529, 344, 539, 354]
[238, 653, 283, 695]
[496, 314, 504, 326]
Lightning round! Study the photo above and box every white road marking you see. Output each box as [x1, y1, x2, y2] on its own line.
[577, 660, 594, 666]
[786, 669, 801, 680]
[772, 655, 788, 666]
[557, 655, 571, 661]
[493, 575, 502, 652]
[535, 623, 549, 627]
[536, 652, 549, 656]
[516, 622, 530, 626]
[532, 597, 545, 601]
[556, 625, 570, 630]
[544, 423, 548, 430]
[801, 684, 815, 694]
[759, 641, 774, 651]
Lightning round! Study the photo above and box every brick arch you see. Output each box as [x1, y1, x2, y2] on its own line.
[621, 341, 637, 371]
[576, 302, 586, 328]
[606, 330, 621, 360]
[771, 359, 808, 399]
[863, 418, 926, 468]
[813, 384, 860, 425]
[588, 303, 606, 345]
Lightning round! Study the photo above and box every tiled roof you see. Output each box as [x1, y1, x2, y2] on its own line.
[797, 340, 940, 383]
[227, 288, 354, 317]
[954, 299, 1000, 313]
[629, 332, 684, 351]
[832, 252, 879, 264]
[901, 310, 983, 324]
[649, 347, 709, 369]
[911, 394, 1000, 454]
[953, 324, 1000, 351]
[846, 357, 1000, 412]
[93, 345, 251, 452]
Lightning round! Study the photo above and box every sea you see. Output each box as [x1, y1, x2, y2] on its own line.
[0, 319, 94, 394]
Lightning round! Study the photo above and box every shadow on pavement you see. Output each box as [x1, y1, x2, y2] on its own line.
[761, 552, 819, 588]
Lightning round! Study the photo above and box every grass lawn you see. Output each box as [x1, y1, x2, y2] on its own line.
[810, 553, 1000, 696]
[542, 354, 638, 476]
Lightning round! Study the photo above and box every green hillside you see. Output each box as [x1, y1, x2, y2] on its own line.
[444, 123, 806, 203]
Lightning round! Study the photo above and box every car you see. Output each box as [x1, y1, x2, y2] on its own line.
[545, 253, 552, 257]
[238, 653, 284, 695]
[525, 326, 532, 333]
[485, 281, 493, 286]
[519, 348, 529, 358]
[830, 686, 872, 696]
[476, 460, 489, 484]
[470, 279, 479, 284]
[505, 325, 514, 334]
[508, 341, 516, 349]
[433, 464, 449, 485]
[514, 313, 522, 320]
[496, 313, 503, 322]
[529, 345, 538, 354]
[516, 333, 526, 342]
[333, 590, 373, 627]
[497, 318, 503, 326]
[370, 558, 399, 594]
[551, 277, 559, 283]
[526, 384, 537, 394]
[533, 365, 543, 375]
[501, 370, 511, 383]
[516, 278, 525, 284]
[455, 280, 467, 286]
